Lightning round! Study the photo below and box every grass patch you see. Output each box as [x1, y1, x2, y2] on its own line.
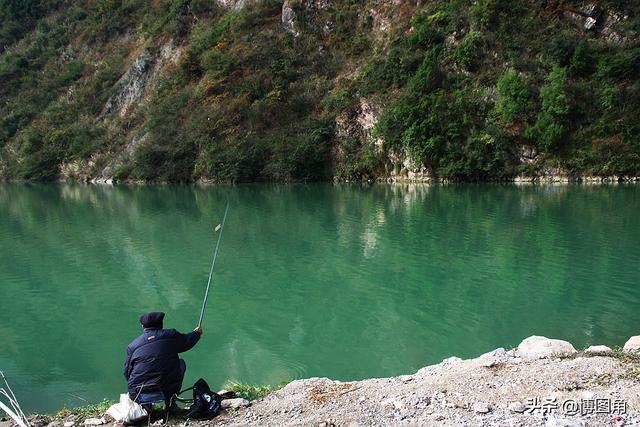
[53, 400, 114, 420]
[608, 347, 640, 364]
[583, 347, 640, 387]
[222, 381, 286, 401]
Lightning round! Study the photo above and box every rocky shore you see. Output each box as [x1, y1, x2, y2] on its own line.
[4, 336, 640, 427]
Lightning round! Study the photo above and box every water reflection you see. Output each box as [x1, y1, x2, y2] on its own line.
[0, 183, 639, 412]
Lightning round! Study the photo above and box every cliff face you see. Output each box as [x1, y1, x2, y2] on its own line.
[0, 0, 639, 183]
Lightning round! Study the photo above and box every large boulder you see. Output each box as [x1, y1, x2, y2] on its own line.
[516, 336, 577, 359]
[623, 336, 640, 352]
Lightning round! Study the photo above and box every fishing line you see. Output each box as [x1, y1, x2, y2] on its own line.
[197, 201, 230, 327]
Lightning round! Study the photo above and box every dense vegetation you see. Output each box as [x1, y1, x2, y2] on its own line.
[0, 0, 638, 182]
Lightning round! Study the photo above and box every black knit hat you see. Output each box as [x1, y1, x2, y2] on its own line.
[140, 312, 165, 328]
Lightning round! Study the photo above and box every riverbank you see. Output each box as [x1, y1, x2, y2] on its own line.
[68, 173, 640, 185]
[5, 335, 640, 427]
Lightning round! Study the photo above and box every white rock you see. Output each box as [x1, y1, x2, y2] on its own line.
[399, 375, 414, 383]
[477, 348, 507, 367]
[508, 401, 526, 413]
[83, 418, 107, 426]
[221, 398, 251, 409]
[472, 402, 491, 414]
[584, 345, 612, 354]
[516, 336, 577, 359]
[64, 423, 75, 427]
[623, 336, 640, 352]
[584, 17, 597, 30]
[441, 356, 463, 365]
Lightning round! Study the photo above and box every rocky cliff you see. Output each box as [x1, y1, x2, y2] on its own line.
[0, 0, 639, 182]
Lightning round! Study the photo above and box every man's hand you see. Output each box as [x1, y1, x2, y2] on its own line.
[194, 326, 203, 335]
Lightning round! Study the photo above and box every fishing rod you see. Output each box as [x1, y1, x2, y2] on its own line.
[198, 201, 230, 328]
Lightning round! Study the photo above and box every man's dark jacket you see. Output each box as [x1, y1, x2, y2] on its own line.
[124, 328, 200, 397]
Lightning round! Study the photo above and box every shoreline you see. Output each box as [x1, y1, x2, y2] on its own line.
[2, 175, 640, 186]
[6, 335, 640, 426]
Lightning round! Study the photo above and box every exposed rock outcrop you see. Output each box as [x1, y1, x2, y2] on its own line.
[281, 1, 299, 36]
[99, 41, 182, 121]
[100, 50, 154, 118]
[216, 0, 254, 10]
[563, 3, 629, 44]
[334, 98, 384, 176]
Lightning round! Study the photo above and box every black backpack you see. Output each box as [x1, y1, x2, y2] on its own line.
[179, 378, 222, 421]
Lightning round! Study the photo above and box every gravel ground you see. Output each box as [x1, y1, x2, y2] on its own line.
[214, 351, 638, 426]
[6, 337, 640, 427]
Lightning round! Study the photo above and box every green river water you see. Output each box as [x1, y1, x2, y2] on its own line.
[1, 183, 639, 413]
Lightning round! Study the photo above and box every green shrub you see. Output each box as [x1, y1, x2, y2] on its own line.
[569, 41, 595, 77]
[494, 68, 530, 124]
[18, 147, 61, 181]
[61, 60, 85, 84]
[455, 31, 482, 69]
[599, 84, 618, 110]
[334, 137, 383, 180]
[358, 40, 422, 94]
[597, 48, 640, 80]
[526, 67, 570, 151]
[548, 37, 575, 67]
[409, 13, 444, 47]
[470, 0, 498, 29]
[438, 129, 510, 179]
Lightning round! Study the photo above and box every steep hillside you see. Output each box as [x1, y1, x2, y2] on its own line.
[0, 0, 639, 182]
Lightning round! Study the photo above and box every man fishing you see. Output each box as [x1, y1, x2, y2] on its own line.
[122, 203, 227, 410]
[124, 312, 203, 407]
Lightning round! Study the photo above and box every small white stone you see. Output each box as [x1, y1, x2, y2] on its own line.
[584, 345, 612, 354]
[472, 402, 491, 414]
[64, 422, 75, 427]
[83, 418, 107, 426]
[508, 401, 526, 413]
[221, 398, 250, 409]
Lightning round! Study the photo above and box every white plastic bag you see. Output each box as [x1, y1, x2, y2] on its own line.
[106, 394, 148, 424]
